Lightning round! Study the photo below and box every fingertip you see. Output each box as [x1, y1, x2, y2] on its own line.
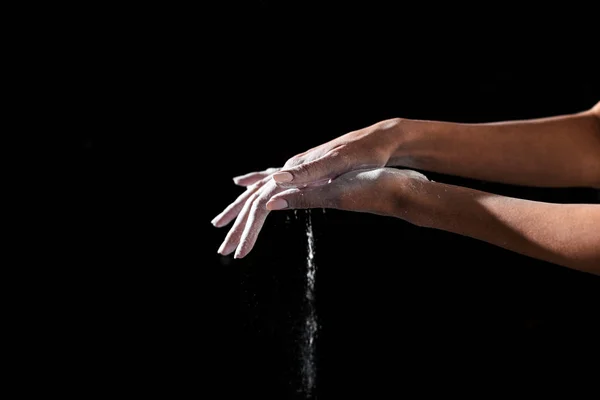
[218, 241, 236, 256]
[232, 176, 244, 185]
[234, 249, 245, 259]
[211, 216, 226, 228]
[266, 198, 288, 211]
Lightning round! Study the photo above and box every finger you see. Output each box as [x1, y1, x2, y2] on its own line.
[211, 189, 255, 228]
[272, 147, 351, 186]
[234, 195, 271, 259]
[266, 185, 337, 211]
[217, 192, 258, 255]
[211, 176, 271, 227]
[233, 168, 280, 186]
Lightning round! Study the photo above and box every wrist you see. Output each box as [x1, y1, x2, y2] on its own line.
[386, 170, 433, 225]
[386, 118, 425, 167]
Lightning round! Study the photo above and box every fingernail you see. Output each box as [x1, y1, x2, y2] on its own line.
[218, 242, 235, 255]
[212, 215, 224, 227]
[272, 172, 293, 183]
[266, 198, 288, 210]
[232, 177, 242, 184]
[234, 247, 245, 259]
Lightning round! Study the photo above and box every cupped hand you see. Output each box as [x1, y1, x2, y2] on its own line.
[213, 167, 428, 259]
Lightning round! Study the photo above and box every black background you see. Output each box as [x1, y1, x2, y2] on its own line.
[46, 2, 600, 398]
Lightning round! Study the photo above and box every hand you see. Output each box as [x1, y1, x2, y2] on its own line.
[212, 167, 428, 259]
[211, 170, 287, 258]
[268, 118, 404, 186]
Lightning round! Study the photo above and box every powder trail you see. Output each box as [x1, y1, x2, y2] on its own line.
[301, 210, 318, 398]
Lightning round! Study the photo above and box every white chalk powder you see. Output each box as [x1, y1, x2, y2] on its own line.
[301, 209, 318, 398]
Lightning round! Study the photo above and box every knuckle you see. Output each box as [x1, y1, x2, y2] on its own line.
[254, 195, 268, 210]
[251, 195, 263, 209]
[285, 155, 303, 168]
[294, 162, 313, 176]
[246, 193, 259, 208]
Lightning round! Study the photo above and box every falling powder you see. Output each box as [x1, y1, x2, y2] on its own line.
[301, 209, 318, 398]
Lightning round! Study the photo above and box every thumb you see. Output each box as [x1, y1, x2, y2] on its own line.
[266, 186, 337, 211]
[272, 151, 350, 186]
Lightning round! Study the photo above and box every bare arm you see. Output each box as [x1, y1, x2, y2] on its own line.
[215, 102, 600, 269]
[397, 178, 600, 275]
[392, 102, 600, 188]
[216, 165, 600, 273]
[242, 102, 600, 190]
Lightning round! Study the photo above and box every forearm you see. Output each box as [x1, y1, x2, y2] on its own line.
[390, 104, 600, 188]
[396, 179, 600, 275]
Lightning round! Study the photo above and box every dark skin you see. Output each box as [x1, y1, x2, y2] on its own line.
[212, 102, 600, 275]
